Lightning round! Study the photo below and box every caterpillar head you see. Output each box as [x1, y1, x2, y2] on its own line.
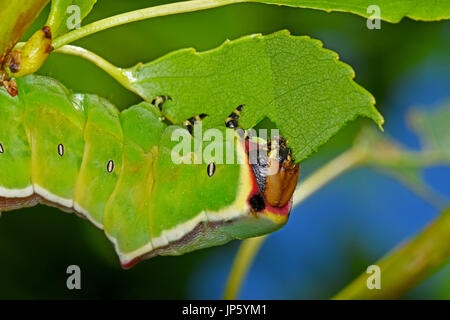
[244, 135, 300, 224]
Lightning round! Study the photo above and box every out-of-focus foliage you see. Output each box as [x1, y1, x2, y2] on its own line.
[409, 102, 450, 159]
[354, 103, 450, 208]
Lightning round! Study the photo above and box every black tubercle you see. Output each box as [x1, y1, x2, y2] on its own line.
[187, 116, 196, 124]
[229, 112, 239, 120]
[225, 104, 245, 128]
[151, 95, 172, 111]
[249, 194, 266, 212]
[226, 119, 238, 128]
[186, 124, 194, 135]
[183, 113, 208, 135]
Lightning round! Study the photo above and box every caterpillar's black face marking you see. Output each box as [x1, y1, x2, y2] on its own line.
[0, 143, 4, 154]
[207, 162, 216, 177]
[151, 95, 172, 111]
[225, 104, 245, 128]
[250, 153, 269, 193]
[184, 113, 207, 135]
[107, 160, 115, 173]
[57, 144, 64, 157]
[249, 194, 265, 212]
[246, 136, 300, 208]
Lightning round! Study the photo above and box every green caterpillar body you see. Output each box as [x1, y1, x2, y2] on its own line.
[0, 75, 298, 267]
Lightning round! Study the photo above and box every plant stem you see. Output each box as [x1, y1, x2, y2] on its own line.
[223, 236, 266, 300]
[223, 147, 366, 299]
[333, 207, 450, 299]
[54, 45, 144, 97]
[52, 0, 244, 49]
[292, 147, 367, 207]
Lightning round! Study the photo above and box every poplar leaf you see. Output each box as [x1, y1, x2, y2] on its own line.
[251, 0, 450, 23]
[123, 30, 383, 162]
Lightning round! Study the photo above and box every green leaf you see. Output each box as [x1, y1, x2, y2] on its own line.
[122, 30, 383, 162]
[251, 0, 450, 23]
[46, 0, 97, 38]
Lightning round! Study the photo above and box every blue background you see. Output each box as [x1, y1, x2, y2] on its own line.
[0, 0, 448, 299]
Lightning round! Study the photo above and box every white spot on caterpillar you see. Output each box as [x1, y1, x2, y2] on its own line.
[207, 162, 216, 177]
[0, 143, 4, 154]
[107, 160, 114, 173]
[58, 144, 65, 157]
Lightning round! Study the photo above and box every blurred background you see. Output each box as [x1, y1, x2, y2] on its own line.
[0, 0, 449, 299]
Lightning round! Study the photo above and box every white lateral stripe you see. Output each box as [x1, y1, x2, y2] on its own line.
[112, 135, 253, 265]
[151, 233, 169, 249]
[114, 202, 250, 265]
[74, 202, 104, 230]
[0, 185, 34, 198]
[34, 184, 73, 208]
[165, 211, 208, 242]
[0, 185, 104, 233]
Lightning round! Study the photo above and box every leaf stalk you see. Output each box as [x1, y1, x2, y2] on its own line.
[52, 0, 244, 49]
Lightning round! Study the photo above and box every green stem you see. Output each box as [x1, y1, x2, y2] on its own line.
[223, 236, 266, 300]
[52, 0, 244, 49]
[292, 147, 366, 207]
[223, 147, 366, 299]
[54, 45, 142, 96]
[333, 207, 450, 299]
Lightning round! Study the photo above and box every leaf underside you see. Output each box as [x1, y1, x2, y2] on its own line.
[253, 0, 450, 23]
[123, 30, 383, 162]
